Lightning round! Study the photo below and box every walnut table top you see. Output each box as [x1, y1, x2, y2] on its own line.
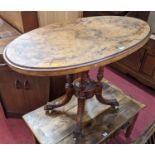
[3, 16, 150, 76]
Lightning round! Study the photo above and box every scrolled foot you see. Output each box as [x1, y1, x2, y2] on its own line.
[96, 93, 119, 111]
[44, 92, 73, 112]
[112, 105, 119, 112]
[44, 103, 55, 111]
[104, 98, 119, 111]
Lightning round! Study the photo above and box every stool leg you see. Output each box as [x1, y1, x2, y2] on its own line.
[95, 66, 119, 110]
[34, 136, 40, 144]
[125, 113, 139, 138]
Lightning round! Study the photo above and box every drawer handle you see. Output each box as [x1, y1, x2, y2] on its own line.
[15, 80, 22, 89]
[0, 63, 7, 67]
[24, 80, 30, 90]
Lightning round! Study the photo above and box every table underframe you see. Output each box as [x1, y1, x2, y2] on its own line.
[44, 67, 119, 143]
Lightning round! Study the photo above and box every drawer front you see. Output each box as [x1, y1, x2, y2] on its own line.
[21, 75, 50, 112]
[141, 54, 155, 76]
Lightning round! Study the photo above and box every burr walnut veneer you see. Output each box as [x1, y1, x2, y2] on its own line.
[4, 16, 151, 140]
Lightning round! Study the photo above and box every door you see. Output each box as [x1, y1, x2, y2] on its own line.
[0, 68, 26, 116]
[0, 64, 50, 117]
[21, 75, 50, 113]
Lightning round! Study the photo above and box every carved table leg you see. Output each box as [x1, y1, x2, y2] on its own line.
[73, 72, 88, 143]
[44, 74, 74, 111]
[95, 66, 119, 110]
[73, 98, 85, 143]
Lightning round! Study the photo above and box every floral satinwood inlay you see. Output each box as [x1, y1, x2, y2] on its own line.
[5, 16, 150, 69]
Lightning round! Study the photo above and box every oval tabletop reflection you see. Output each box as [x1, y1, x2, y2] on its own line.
[3, 16, 151, 76]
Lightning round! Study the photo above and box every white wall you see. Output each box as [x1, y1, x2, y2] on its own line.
[37, 11, 83, 27]
[148, 12, 155, 34]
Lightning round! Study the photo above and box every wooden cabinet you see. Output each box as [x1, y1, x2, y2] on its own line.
[111, 37, 155, 89]
[0, 67, 50, 117]
[0, 11, 38, 33]
[0, 16, 66, 117]
[0, 17, 50, 117]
